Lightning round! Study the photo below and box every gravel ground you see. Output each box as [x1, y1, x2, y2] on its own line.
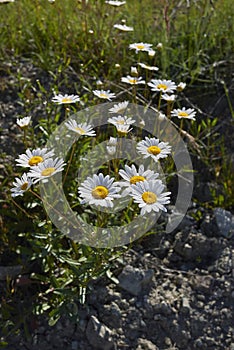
[2, 213, 233, 350]
[0, 58, 234, 350]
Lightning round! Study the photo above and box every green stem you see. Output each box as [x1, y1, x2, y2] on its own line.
[11, 197, 33, 218]
[223, 82, 234, 119]
[158, 91, 162, 111]
[23, 128, 28, 148]
[29, 188, 74, 227]
[166, 101, 174, 118]
[179, 118, 184, 132]
[63, 142, 76, 186]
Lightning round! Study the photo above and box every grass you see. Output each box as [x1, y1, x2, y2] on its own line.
[0, 0, 234, 344]
[1, 0, 233, 80]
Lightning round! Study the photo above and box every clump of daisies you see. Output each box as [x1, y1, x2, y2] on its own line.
[78, 154, 171, 216]
[78, 166, 171, 216]
[11, 37, 197, 226]
[11, 147, 66, 197]
[76, 109, 172, 217]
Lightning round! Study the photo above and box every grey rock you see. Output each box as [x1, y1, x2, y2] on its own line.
[164, 337, 172, 346]
[194, 338, 203, 348]
[153, 301, 173, 316]
[173, 231, 221, 262]
[181, 297, 190, 313]
[86, 315, 115, 350]
[168, 324, 190, 348]
[100, 302, 122, 329]
[71, 340, 78, 350]
[174, 214, 196, 231]
[213, 247, 233, 274]
[190, 274, 214, 293]
[201, 208, 234, 238]
[214, 208, 234, 238]
[200, 212, 217, 237]
[136, 338, 159, 350]
[151, 239, 171, 259]
[118, 265, 154, 296]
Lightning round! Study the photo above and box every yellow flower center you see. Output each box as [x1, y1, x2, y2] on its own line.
[147, 145, 161, 155]
[130, 175, 145, 185]
[178, 111, 189, 117]
[157, 84, 167, 90]
[28, 156, 44, 166]
[129, 78, 137, 84]
[99, 93, 108, 98]
[142, 191, 157, 204]
[92, 186, 109, 199]
[61, 98, 72, 103]
[116, 120, 125, 125]
[75, 127, 86, 134]
[41, 167, 56, 176]
[118, 130, 128, 136]
[136, 44, 145, 50]
[21, 182, 28, 191]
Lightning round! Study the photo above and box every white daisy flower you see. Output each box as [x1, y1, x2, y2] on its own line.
[51, 93, 80, 104]
[137, 137, 171, 162]
[130, 67, 138, 76]
[119, 164, 159, 196]
[108, 115, 135, 126]
[78, 173, 121, 208]
[16, 116, 31, 128]
[105, 0, 126, 6]
[93, 89, 116, 101]
[129, 42, 152, 53]
[138, 63, 159, 71]
[115, 124, 132, 135]
[106, 137, 117, 155]
[113, 24, 133, 31]
[121, 76, 145, 85]
[148, 50, 156, 57]
[177, 82, 186, 91]
[28, 158, 66, 184]
[156, 42, 163, 50]
[16, 148, 55, 168]
[96, 79, 103, 86]
[65, 120, 96, 136]
[109, 101, 129, 114]
[171, 107, 196, 120]
[158, 112, 167, 121]
[148, 79, 177, 93]
[130, 180, 171, 215]
[162, 94, 176, 102]
[11, 173, 32, 197]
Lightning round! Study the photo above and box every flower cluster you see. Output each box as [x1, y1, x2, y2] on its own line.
[11, 148, 66, 196]
[78, 163, 171, 215]
[76, 105, 172, 215]
[12, 30, 197, 222]
[50, 78, 195, 121]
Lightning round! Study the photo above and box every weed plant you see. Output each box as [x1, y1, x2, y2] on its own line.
[0, 0, 233, 343]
